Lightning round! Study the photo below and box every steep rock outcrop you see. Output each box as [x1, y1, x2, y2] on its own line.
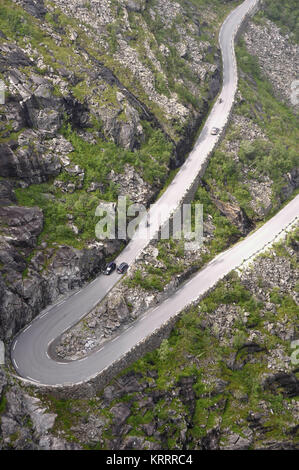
[0, 366, 80, 450]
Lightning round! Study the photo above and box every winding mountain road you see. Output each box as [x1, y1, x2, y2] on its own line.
[11, 0, 298, 388]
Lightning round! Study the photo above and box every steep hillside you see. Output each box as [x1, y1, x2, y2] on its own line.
[262, 0, 299, 43]
[0, 0, 238, 340]
[0, 0, 298, 452]
[55, 10, 299, 359]
[0, 227, 298, 450]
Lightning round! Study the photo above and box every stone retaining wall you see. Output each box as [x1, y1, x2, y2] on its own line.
[12, 0, 261, 399]
[14, 276, 227, 399]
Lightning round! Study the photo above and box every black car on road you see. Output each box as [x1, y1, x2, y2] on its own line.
[103, 262, 116, 275]
[117, 262, 129, 274]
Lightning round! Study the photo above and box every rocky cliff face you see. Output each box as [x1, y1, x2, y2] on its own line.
[0, 0, 231, 341]
[244, 17, 299, 112]
[99, 234, 298, 451]
[54, 13, 299, 361]
[0, 366, 80, 449]
[0, 0, 298, 451]
[1, 229, 298, 450]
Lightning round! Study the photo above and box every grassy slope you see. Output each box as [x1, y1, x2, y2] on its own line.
[38, 229, 299, 448]
[0, 0, 238, 250]
[126, 33, 299, 292]
[261, 0, 299, 43]
[34, 0, 299, 449]
[203, 39, 299, 213]
[1, 0, 298, 450]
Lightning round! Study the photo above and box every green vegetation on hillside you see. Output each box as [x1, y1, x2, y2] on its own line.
[0, 0, 244, 255]
[125, 32, 299, 293]
[126, 184, 240, 292]
[42, 230, 299, 449]
[15, 122, 173, 248]
[262, 0, 299, 43]
[203, 39, 299, 214]
[60, 122, 173, 187]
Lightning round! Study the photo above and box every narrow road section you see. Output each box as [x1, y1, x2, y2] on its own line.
[13, 0, 291, 389]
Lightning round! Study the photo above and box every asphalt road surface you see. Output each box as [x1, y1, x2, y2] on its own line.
[12, 0, 297, 388]
[12, 194, 298, 385]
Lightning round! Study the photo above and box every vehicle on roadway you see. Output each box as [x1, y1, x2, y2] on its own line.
[117, 262, 129, 274]
[211, 127, 220, 135]
[103, 261, 116, 275]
